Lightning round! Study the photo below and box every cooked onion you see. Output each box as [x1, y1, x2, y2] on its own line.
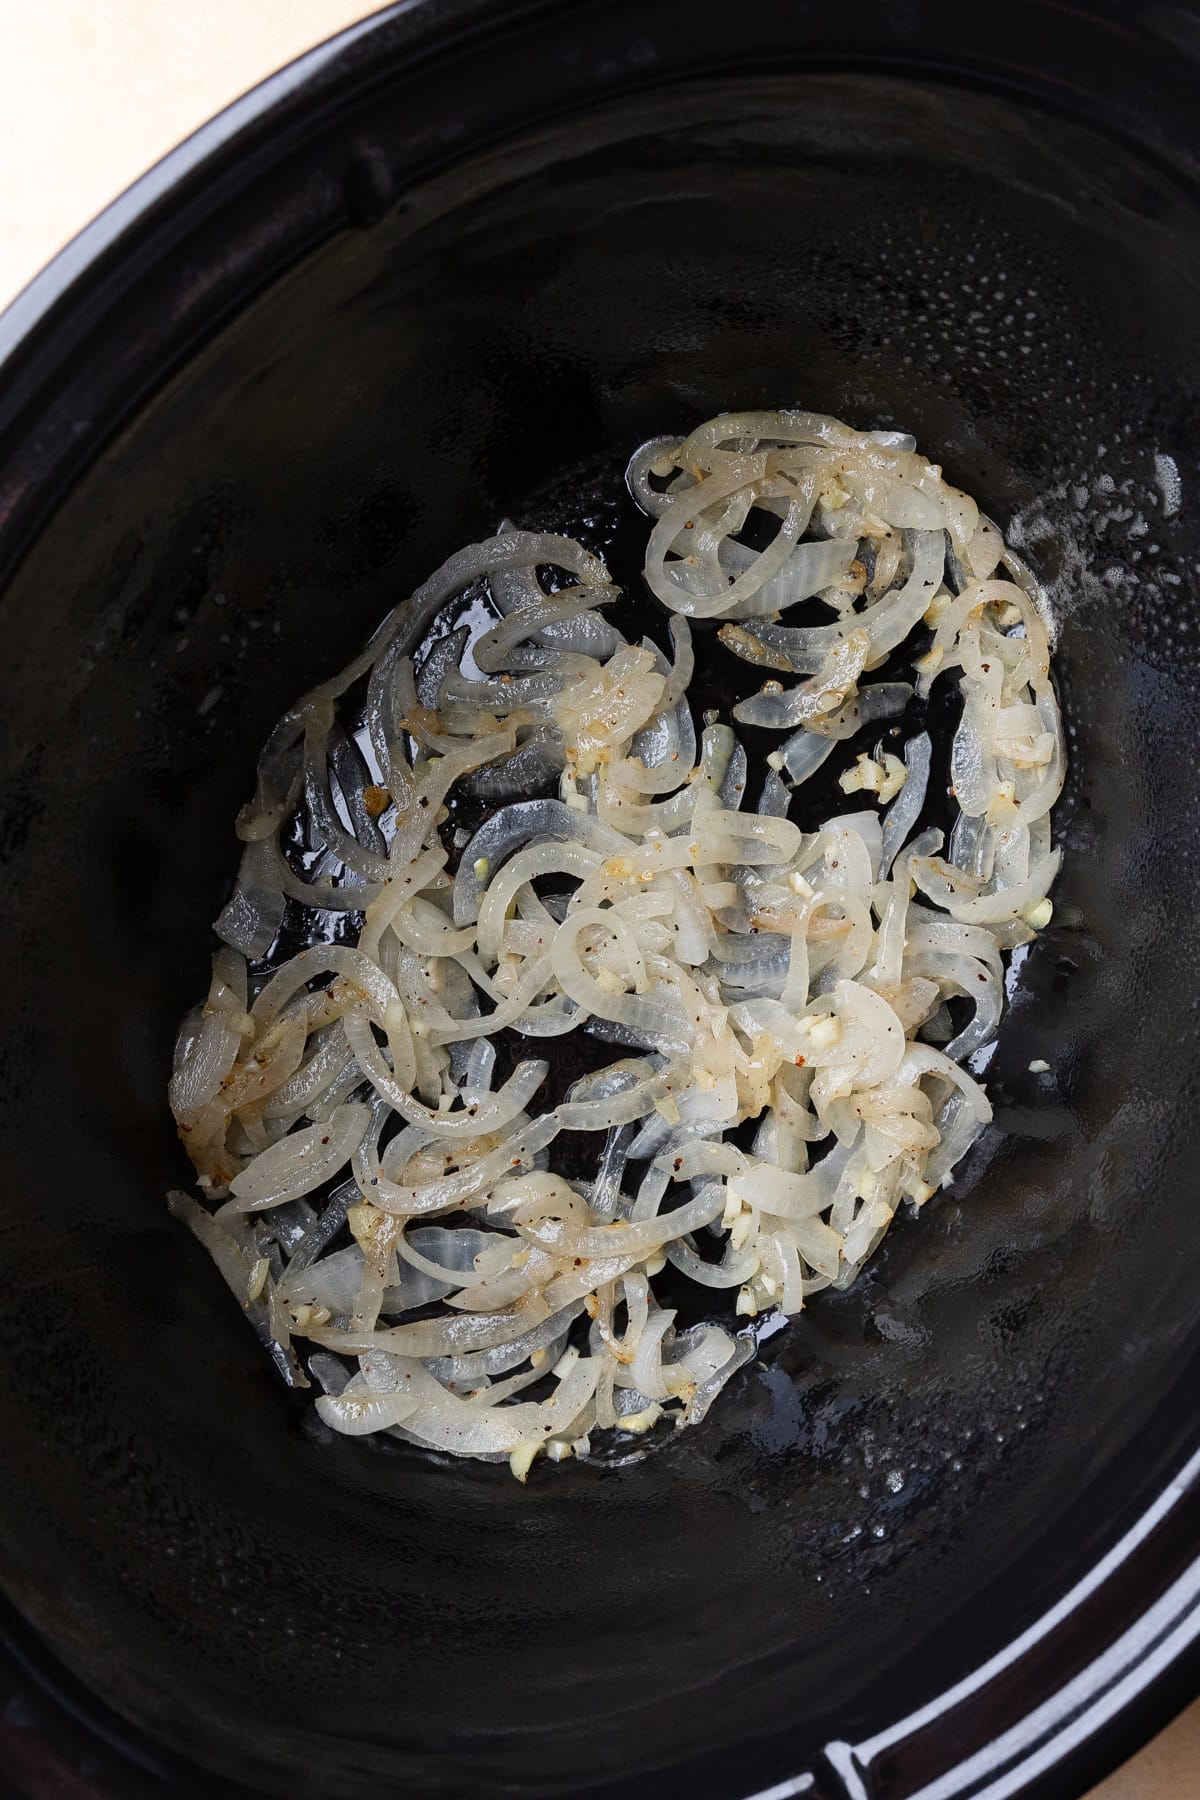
[169, 411, 1063, 1477]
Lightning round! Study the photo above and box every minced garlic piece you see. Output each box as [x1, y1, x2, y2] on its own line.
[620, 1402, 663, 1434]
[805, 1014, 841, 1048]
[838, 751, 907, 803]
[730, 1209, 755, 1252]
[509, 1442, 545, 1483]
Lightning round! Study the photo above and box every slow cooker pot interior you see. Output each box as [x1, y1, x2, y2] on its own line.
[2, 73, 1199, 1799]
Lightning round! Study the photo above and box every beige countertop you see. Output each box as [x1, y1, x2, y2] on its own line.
[0, 5, 1195, 1796]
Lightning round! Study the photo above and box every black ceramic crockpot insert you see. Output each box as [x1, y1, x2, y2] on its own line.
[2, 4, 1200, 1797]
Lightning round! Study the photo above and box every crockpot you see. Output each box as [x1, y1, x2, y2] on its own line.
[2, 3, 1200, 1796]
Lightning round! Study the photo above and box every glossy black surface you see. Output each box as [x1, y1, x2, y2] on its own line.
[2, 4, 1200, 1797]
